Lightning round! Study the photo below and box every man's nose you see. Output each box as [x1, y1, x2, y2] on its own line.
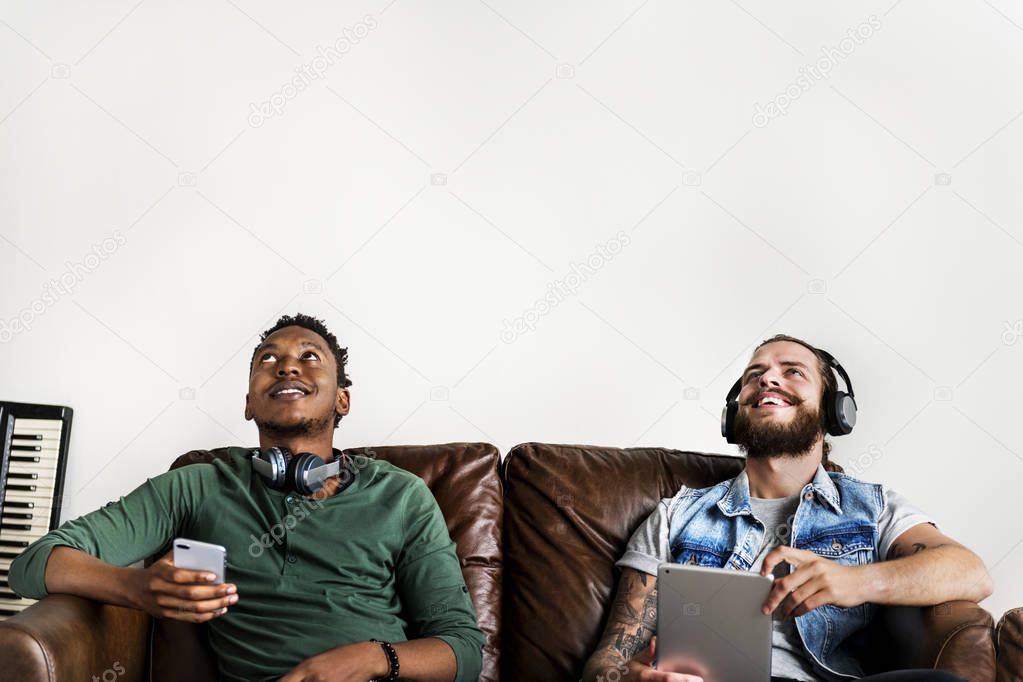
[276, 356, 300, 375]
[759, 369, 782, 387]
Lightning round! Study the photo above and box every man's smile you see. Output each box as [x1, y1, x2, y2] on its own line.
[268, 380, 312, 401]
[751, 391, 797, 410]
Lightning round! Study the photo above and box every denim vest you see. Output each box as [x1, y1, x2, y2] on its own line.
[667, 464, 884, 679]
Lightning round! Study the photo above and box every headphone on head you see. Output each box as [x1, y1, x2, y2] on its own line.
[250, 446, 352, 496]
[720, 346, 857, 444]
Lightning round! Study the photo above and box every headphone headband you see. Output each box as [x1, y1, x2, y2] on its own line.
[815, 348, 856, 402]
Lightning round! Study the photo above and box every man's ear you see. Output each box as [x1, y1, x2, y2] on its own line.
[244, 393, 252, 421]
[336, 388, 351, 418]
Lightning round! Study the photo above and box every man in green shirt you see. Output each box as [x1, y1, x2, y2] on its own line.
[9, 313, 484, 682]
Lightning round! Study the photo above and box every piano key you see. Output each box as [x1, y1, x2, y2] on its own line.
[6, 473, 38, 480]
[6, 471, 52, 479]
[1, 527, 52, 540]
[9, 462, 47, 471]
[0, 502, 34, 509]
[1, 513, 32, 520]
[0, 508, 47, 519]
[10, 445, 41, 452]
[2, 496, 52, 509]
[0, 598, 37, 612]
[4, 472, 55, 483]
[8, 456, 40, 463]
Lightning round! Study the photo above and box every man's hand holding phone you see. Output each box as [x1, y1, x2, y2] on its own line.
[129, 550, 239, 623]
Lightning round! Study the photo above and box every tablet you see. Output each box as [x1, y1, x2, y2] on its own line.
[656, 563, 773, 682]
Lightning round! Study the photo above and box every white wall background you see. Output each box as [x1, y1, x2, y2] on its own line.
[2, 0, 1021, 621]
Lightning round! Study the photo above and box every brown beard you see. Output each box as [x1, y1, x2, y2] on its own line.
[733, 400, 823, 460]
[255, 409, 334, 439]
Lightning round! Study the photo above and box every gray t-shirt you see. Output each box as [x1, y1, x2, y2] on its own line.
[617, 484, 936, 680]
[749, 495, 821, 681]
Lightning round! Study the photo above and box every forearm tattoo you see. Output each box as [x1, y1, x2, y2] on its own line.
[605, 572, 658, 661]
[889, 541, 948, 560]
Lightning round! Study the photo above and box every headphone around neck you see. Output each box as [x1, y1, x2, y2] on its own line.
[250, 446, 353, 496]
[720, 347, 857, 444]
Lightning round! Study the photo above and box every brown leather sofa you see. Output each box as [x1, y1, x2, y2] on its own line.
[0, 442, 1008, 681]
[998, 608, 1023, 682]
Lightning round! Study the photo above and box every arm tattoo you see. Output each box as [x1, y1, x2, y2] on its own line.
[606, 574, 657, 660]
[584, 572, 659, 679]
[889, 541, 948, 560]
[612, 585, 657, 659]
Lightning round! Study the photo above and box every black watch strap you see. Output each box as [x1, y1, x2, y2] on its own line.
[369, 639, 399, 681]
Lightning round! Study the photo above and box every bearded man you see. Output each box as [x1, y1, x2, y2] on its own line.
[581, 335, 992, 682]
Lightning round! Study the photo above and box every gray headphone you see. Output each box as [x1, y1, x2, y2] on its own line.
[250, 446, 352, 495]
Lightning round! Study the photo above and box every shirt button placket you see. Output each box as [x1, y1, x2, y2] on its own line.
[283, 496, 296, 572]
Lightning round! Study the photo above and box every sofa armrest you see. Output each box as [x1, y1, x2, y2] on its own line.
[996, 607, 1023, 682]
[881, 601, 996, 680]
[0, 595, 150, 682]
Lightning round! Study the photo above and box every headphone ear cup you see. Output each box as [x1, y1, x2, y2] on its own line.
[828, 391, 857, 436]
[290, 452, 327, 496]
[722, 402, 739, 443]
[261, 447, 289, 489]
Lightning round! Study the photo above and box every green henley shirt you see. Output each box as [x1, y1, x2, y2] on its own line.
[8, 447, 484, 681]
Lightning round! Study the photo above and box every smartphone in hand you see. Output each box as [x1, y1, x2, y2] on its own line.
[173, 538, 226, 585]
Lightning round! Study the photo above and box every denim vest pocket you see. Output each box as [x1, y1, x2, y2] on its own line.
[798, 525, 874, 566]
[671, 540, 730, 568]
[798, 525, 875, 630]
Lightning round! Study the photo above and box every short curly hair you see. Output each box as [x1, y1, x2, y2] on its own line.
[250, 313, 352, 428]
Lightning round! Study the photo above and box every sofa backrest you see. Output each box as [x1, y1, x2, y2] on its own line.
[996, 607, 1023, 682]
[150, 443, 502, 682]
[500, 442, 744, 681]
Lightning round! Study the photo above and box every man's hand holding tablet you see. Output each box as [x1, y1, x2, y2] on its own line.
[760, 546, 867, 619]
[628, 636, 705, 681]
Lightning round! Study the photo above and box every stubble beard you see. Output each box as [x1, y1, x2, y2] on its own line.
[255, 407, 334, 440]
